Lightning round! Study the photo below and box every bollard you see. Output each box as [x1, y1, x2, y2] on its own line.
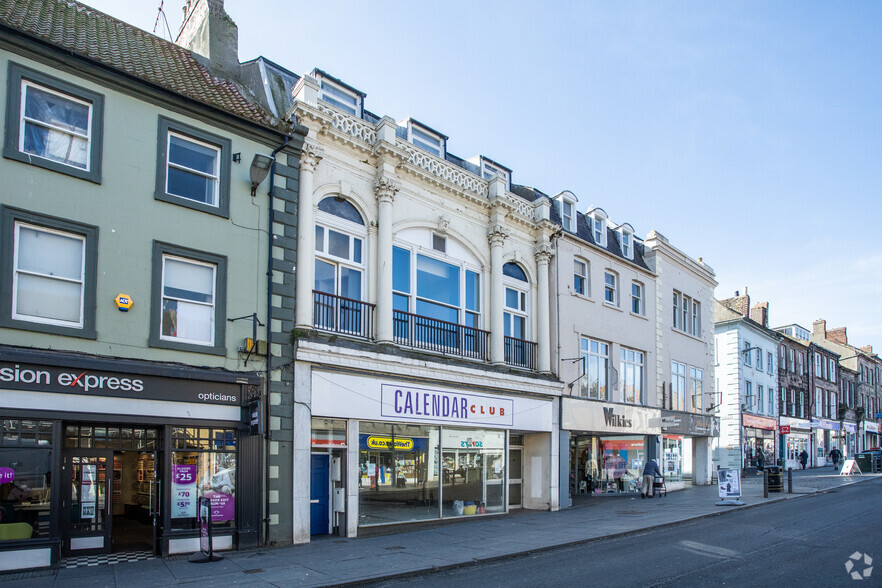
[787, 467, 792, 494]
[763, 469, 769, 498]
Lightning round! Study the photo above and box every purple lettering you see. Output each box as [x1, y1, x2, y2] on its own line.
[395, 389, 403, 414]
[461, 398, 468, 418]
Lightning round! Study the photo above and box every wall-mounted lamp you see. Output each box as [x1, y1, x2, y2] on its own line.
[250, 153, 274, 196]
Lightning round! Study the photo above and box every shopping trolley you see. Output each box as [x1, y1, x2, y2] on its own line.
[652, 475, 667, 498]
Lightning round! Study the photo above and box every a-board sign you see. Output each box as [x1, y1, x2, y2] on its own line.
[717, 468, 741, 499]
[839, 459, 862, 476]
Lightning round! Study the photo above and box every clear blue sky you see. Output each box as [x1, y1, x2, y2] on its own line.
[86, 1, 882, 354]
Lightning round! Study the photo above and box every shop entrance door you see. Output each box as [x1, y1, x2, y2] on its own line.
[62, 451, 112, 556]
[111, 450, 160, 554]
[310, 454, 330, 535]
[508, 448, 522, 508]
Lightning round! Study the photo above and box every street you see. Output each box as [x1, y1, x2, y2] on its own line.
[367, 478, 882, 587]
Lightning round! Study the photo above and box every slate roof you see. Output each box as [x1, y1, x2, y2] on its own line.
[0, 0, 282, 130]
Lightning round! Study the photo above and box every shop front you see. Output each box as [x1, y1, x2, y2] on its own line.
[779, 417, 811, 470]
[811, 418, 839, 468]
[0, 347, 260, 571]
[741, 414, 777, 470]
[307, 371, 554, 537]
[863, 421, 880, 451]
[659, 411, 719, 488]
[562, 398, 661, 499]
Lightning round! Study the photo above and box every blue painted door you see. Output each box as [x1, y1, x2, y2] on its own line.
[310, 454, 330, 535]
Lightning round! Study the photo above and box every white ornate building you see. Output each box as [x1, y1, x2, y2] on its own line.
[244, 62, 563, 542]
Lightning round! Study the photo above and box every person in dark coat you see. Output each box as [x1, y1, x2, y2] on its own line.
[756, 449, 765, 472]
[798, 450, 808, 470]
[641, 459, 662, 498]
[829, 447, 842, 470]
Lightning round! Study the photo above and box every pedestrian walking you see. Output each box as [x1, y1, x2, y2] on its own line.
[641, 458, 661, 498]
[798, 449, 808, 470]
[756, 449, 765, 473]
[829, 447, 842, 470]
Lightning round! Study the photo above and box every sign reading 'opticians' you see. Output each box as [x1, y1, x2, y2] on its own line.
[380, 384, 514, 427]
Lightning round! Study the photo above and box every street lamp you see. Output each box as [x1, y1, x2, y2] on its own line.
[249, 153, 274, 196]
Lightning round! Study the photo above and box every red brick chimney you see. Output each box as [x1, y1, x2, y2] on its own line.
[750, 302, 769, 328]
[827, 327, 848, 345]
[859, 345, 874, 355]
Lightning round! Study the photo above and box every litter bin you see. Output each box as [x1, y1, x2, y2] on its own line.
[855, 453, 872, 474]
[766, 465, 783, 492]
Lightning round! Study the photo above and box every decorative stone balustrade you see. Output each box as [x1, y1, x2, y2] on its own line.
[396, 141, 489, 198]
[317, 104, 377, 145]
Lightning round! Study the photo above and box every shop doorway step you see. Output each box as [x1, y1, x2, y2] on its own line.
[60, 550, 155, 568]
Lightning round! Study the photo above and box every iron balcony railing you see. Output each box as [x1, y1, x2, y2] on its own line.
[313, 290, 375, 340]
[393, 310, 489, 361]
[504, 336, 537, 370]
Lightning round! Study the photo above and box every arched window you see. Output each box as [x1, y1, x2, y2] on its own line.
[314, 196, 367, 334]
[503, 262, 531, 367]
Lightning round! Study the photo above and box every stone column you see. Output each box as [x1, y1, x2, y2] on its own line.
[374, 174, 399, 343]
[534, 242, 554, 373]
[488, 224, 507, 364]
[295, 142, 322, 330]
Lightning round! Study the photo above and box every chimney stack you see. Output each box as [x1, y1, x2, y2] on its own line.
[827, 327, 848, 345]
[812, 319, 827, 339]
[859, 345, 874, 355]
[750, 302, 769, 328]
[176, 0, 240, 79]
[720, 289, 750, 318]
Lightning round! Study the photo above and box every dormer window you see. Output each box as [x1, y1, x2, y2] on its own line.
[618, 224, 634, 260]
[403, 119, 446, 158]
[314, 71, 363, 117]
[587, 208, 608, 247]
[554, 191, 578, 232]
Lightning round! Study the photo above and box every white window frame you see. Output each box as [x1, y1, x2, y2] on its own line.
[620, 230, 633, 259]
[767, 352, 774, 374]
[603, 271, 618, 306]
[619, 348, 645, 405]
[503, 268, 530, 343]
[671, 361, 686, 411]
[159, 254, 217, 346]
[562, 200, 575, 232]
[591, 216, 607, 246]
[314, 206, 367, 308]
[12, 221, 86, 328]
[19, 80, 93, 171]
[690, 367, 703, 413]
[758, 385, 764, 414]
[673, 291, 680, 329]
[581, 338, 610, 401]
[165, 131, 220, 207]
[573, 259, 588, 296]
[756, 349, 763, 371]
[745, 380, 753, 410]
[631, 281, 643, 315]
[744, 341, 752, 366]
[408, 123, 444, 157]
[318, 78, 360, 116]
[691, 300, 701, 336]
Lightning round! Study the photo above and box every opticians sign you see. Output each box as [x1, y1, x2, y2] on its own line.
[0, 360, 243, 406]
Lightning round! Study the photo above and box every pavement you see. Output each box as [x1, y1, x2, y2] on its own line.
[4, 467, 880, 587]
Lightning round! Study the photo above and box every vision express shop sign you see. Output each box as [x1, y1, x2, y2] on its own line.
[0, 361, 241, 406]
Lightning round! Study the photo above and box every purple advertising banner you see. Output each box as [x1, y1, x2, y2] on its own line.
[0, 467, 14, 483]
[171, 465, 197, 519]
[204, 491, 235, 522]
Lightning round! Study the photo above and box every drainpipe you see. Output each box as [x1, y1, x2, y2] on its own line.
[263, 136, 289, 547]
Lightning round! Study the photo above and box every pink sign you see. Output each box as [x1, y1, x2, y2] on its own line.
[204, 490, 235, 521]
[0, 468, 14, 483]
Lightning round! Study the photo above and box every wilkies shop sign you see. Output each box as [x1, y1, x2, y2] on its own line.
[0, 361, 241, 406]
[380, 384, 514, 427]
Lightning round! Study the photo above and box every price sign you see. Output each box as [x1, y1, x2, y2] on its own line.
[80, 464, 97, 519]
[171, 464, 197, 518]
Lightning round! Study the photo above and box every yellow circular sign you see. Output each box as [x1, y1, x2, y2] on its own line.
[114, 294, 134, 312]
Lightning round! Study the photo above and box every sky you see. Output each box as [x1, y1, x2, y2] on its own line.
[84, 0, 882, 353]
